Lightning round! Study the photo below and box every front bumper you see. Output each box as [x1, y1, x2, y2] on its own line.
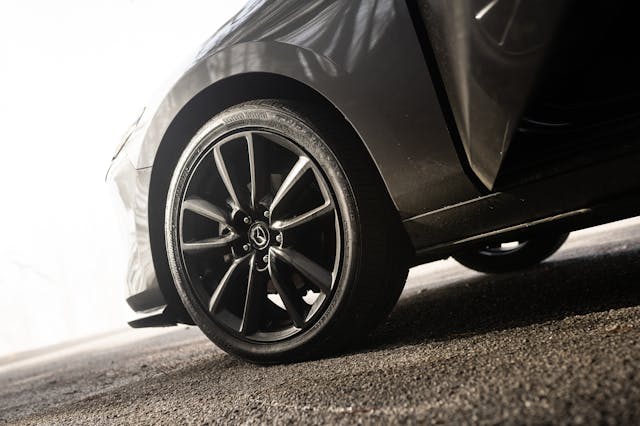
[107, 149, 166, 313]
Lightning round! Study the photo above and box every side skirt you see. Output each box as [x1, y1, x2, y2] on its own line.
[406, 151, 640, 266]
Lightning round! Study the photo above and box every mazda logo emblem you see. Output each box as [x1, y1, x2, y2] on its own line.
[249, 222, 270, 249]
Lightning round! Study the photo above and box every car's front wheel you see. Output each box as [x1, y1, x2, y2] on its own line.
[165, 100, 408, 363]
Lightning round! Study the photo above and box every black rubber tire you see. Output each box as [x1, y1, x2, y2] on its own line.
[165, 100, 409, 364]
[453, 233, 570, 274]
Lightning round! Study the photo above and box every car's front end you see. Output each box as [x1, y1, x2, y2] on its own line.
[107, 108, 166, 314]
[106, 0, 456, 329]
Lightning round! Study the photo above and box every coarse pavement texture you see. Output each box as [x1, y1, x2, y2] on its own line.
[2, 218, 640, 424]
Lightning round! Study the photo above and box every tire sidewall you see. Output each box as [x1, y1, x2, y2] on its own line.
[165, 102, 361, 362]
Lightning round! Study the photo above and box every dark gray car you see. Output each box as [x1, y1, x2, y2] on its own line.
[108, 0, 640, 363]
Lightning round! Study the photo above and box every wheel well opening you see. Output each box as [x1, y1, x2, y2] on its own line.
[147, 72, 390, 319]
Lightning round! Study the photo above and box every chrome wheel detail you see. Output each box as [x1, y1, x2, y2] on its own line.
[478, 241, 527, 256]
[454, 233, 570, 274]
[174, 130, 341, 342]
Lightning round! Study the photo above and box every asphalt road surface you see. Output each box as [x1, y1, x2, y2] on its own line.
[3, 218, 640, 425]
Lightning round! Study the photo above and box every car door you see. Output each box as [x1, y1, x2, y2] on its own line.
[415, 0, 568, 189]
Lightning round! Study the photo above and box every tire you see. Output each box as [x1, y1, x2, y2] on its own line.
[453, 232, 569, 274]
[165, 100, 409, 364]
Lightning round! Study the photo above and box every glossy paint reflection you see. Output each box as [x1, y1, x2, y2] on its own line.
[198, 0, 395, 73]
[129, 0, 477, 215]
[111, 0, 480, 311]
[419, 0, 568, 187]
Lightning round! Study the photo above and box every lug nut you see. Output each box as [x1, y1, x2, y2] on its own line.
[243, 217, 251, 224]
[263, 210, 270, 218]
[263, 255, 269, 263]
[243, 244, 250, 252]
[275, 234, 282, 243]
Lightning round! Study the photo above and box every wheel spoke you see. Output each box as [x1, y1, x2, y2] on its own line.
[247, 133, 259, 211]
[247, 133, 270, 212]
[214, 143, 242, 210]
[209, 254, 250, 313]
[312, 167, 333, 206]
[268, 256, 306, 328]
[270, 156, 310, 214]
[270, 247, 332, 294]
[239, 255, 267, 335]
[182, 233, 238, 254]
[271, 202, 334, 231]
[182, 197, 232, 228]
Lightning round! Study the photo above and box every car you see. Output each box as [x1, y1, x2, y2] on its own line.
[107, 0, 640, 363]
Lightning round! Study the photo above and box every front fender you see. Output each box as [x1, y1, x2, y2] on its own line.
[126, 0, 480, 218]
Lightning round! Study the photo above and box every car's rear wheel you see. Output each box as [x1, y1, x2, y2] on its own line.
[453, 233, 570, 274]
[165, 100, 408, 363]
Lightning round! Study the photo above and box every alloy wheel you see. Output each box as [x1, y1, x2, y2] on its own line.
[174, 130, 342, 342]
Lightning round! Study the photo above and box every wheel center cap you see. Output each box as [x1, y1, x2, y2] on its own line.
[248, 221, 270, 249]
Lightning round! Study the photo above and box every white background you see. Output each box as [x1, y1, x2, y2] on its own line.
[0, 0, 244, 356]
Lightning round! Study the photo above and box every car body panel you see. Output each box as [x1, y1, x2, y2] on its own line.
[127, 0, 481, 218]
[406, 151, 640, 256]
[417, 0, 568, 188]
[108, 0, 640, 315]
[108, 153, 164, 311]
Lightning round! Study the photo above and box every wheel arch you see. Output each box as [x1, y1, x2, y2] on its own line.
[147, 72, 402, 319]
